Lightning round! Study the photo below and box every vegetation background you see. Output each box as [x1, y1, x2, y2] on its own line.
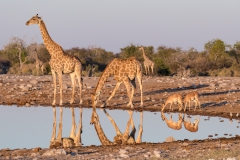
[1, 37, 240, 77]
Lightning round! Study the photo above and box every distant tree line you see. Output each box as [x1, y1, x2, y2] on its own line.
[1, 37, 240, 77]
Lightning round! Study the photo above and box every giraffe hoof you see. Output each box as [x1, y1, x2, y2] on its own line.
[79, 100, 83, 105]
[100, 103, 106, 108]
[127, 103, 133, 108]
[52, 101, 56, 106]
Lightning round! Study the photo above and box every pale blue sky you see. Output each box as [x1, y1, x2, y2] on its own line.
[0, 1, 240, 53]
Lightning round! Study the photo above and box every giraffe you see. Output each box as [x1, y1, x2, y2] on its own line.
[90, 108, 143, 145]
[88, 64, 97, 77]
[183, 114, 200, 132]
[34, 48, 45, 75]
[161, 112, 183, 130]
[91, 57, 143, 108]
[139, 46, 154, 76]
[183, 91, 201, 111]
[102, 109, 143, 144]
[26, 14, 83, 106]
[161, 93, 183, 112]
[50, 107, 83, 148]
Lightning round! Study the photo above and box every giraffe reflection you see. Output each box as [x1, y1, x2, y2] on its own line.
[183, 114, 200, 132]
[161, 112, 183, 130]
[103, 109, 143, 144]
[50, 107, 83, 148]
[90, 108, 143, 145]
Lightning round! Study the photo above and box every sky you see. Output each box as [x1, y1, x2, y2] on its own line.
[0, 1, 240, 53]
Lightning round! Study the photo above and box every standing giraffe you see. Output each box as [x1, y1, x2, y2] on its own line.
[139, 46, 154, 75]
[91, 57, 143, 108]
[26, 14, 83, 105]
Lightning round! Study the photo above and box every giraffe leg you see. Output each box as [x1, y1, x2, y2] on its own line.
[127, 110, 135, 129]
[75, 107, 83, 146]
[151, 65, 154, 76]
[50, 107, 57, 143]
[123, 79, 133, 108]
[36, 65, 40, 76]
[70, 73, 76, 104]
[144, 65, 148, 75]
[122, 111, 133, 143]
[57, 107, 63, 143]
[51, 70, 57, 106]
[57, 72, 63, 105]
[69, 107, 77, 140]
[101, 81, 122, 108]
[127, 110, 136, 140]
[147, 66, 150, 76]
[130, 81, 135, 106]
[103, 109, 122, 135]
[76, 66, 83, 104]
[136, 72, 143, 107]
[136, 111, 143, 143]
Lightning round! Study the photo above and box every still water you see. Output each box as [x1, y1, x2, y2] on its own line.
[0, 105, 239, 149]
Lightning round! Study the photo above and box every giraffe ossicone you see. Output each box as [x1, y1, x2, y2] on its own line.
[26, 14, 83, 106]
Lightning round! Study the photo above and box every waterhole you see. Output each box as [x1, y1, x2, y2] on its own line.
[0, 105, 239, 149]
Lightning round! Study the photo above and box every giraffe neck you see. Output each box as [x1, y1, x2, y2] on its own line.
[35, 52, 40, 62]
[94, 62, 112, 95]
[141, 48, 148, 60]
[38, 20, 64, 56]
[93, 120, 113, 145]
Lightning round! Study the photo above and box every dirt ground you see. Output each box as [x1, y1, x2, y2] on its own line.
[1, 74, 240, 159]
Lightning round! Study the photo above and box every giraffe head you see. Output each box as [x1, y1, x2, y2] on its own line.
[26, 14, 42, 26]
[161, 112, 166, 121]
[91, 92, 100, 108]
[178, 113, 183, 121]
[138, 46, 144, 51]
[90, 107, 99, 125]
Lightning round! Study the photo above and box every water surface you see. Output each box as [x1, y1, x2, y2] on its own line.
[0, 105, 239, 149]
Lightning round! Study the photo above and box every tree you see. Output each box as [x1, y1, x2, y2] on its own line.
[4, 37, 29, 73]
[229, 41, 240, 64]
[204, 39, 226, 62]
[120, 44, 141, 59]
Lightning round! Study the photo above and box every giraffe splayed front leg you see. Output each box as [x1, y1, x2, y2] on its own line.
[91, 57, 143, 109]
